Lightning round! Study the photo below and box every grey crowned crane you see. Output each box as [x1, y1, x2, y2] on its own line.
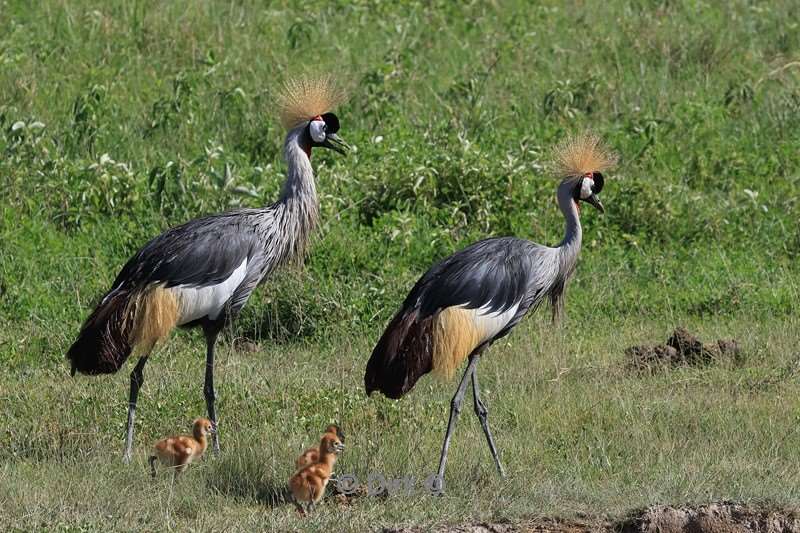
[66, 76, 349, 462]
[364, 132, 617, 487]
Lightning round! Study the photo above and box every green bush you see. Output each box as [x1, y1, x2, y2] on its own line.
[1, 0, 798, 369]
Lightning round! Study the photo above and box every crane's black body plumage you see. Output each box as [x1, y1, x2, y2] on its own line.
[113, 213, 256, 291]
[410, 237, 540, 317]
[67, 207, 286, 376]
[110, 209, 272, 313]
[365, 237, 557, 399]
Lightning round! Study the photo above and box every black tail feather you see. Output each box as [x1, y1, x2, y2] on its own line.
[364, 309, 434, 399]
[66, 290, 135, 375]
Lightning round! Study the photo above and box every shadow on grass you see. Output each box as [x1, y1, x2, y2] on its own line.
[226, 279, 322, 346]
[205, 449, 292, 509]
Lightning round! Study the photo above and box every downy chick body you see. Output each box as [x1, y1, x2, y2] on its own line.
[294, 424, 344, 470]
[289, 432, 345, 514]
[149, 418, 214, 477]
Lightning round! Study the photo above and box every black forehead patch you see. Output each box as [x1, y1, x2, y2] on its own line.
[321, 112, 340, 133]
[591, 172, 604, 194]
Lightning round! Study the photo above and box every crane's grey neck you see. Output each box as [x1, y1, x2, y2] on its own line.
[271, 124, 320, 264]
[281, 125, 317, 204]
[556, 177, 582, 273]
[545, 177, 584, 324]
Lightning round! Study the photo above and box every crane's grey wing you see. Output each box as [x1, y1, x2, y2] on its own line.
[105, 212, 270, 325]
[406, 237, 550, 318]
[69, 211, 268, 375]
[365, 237, 555, 399]
[110, 213, 258, 292]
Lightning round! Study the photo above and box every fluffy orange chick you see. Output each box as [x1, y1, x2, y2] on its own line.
[289, 432, 345, 514]
[148, 418, 214, 477]
[294, 424, 345, 470]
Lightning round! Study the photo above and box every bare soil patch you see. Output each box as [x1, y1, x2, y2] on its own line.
[385, 502, 800, 533]
[626, 327, 741, 371]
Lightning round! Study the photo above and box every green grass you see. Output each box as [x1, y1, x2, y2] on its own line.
[3, 318, 800, 531]
[1, 0, 800, 530]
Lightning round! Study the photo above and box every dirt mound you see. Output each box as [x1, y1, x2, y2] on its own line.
[383, 518, 603, 533]
[383, 502, 799, 533]
[620, 502, 800, 533]
[626, 327, 740, 371]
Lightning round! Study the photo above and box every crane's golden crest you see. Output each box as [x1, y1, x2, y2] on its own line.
[551, 131, 618, 178]
[277, 74, 347, 130]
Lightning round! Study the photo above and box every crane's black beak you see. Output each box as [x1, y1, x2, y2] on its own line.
[321, 133, 349, 156]
[585, 193, 604, 213]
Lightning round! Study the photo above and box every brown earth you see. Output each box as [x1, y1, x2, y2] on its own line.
[384, 502, 800, 533]
[626, 327, 741, 371]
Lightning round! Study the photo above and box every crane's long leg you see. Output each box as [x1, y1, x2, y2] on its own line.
[435, 350, 483, 490]
[123, 356, 149, 463]
[472, 368, 505, 476]
[203, 329, 221, 455]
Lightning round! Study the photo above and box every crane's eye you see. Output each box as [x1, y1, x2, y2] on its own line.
[309, 120, 326, 143]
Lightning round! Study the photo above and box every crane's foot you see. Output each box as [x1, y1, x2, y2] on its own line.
[148, 455, 157, 477]
[428, 474, 446, 496]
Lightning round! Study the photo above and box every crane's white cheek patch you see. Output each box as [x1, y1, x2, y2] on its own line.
[580, 178, 594, 199]
[174, 259, 248, 324]
[309, 120, 326, 143]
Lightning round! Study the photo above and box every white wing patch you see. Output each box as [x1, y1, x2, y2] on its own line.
[431, 301, 521, 379]
[174, 259, 248, 324]
[472, 302, 520, 341]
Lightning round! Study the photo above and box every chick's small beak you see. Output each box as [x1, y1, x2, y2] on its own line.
[585, 193, 605, 213]
[321, 133, 349, 155]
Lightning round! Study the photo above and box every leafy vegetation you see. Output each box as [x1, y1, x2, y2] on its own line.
[1, 0, 799, 530]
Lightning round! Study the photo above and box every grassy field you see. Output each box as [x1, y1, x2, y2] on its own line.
[2, 0, 800, 530]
